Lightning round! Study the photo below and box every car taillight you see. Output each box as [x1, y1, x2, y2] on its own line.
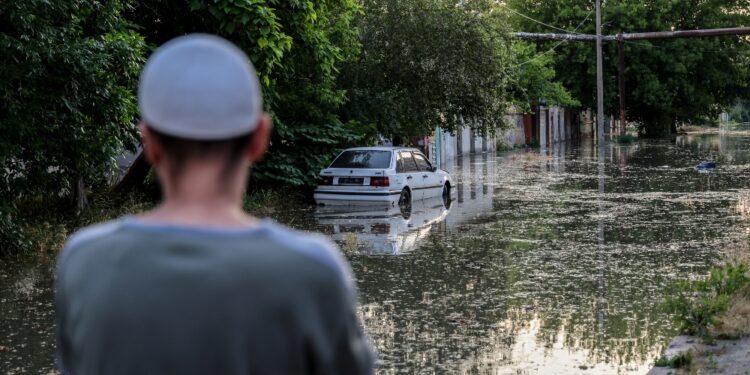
[370, 176, 389, 187]
[319, 176, 333, 185]
[371, 223, 391, 234]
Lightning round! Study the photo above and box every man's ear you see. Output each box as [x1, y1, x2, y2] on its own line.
[139, 122, 162, 167]
[247, 113, 272, 162]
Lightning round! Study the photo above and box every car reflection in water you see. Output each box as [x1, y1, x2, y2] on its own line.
[315, 196, 452, 255]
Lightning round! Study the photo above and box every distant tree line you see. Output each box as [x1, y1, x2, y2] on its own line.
[507, 0, 750, 137]
[7, 0, 749, 252]
[728, 99, 750, 123]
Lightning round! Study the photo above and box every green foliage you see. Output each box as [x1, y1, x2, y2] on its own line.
[496, 142, 515, 153]
[0, 203, 27, 256]
[613, 134, 638, 144]
[511, 41, 579, 111]
[0, 0, 145, 197]
[728, 100, 750, 123]
[508, 0, 750, 137]
[0, 0, 146, 252]
[340, 0, 517, 139]
[665, 263, 750, 341]
[130, 0, 372, 186]
[654, 351, 693, 369]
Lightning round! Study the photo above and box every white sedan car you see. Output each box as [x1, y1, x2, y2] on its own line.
[314, 147, 452, 206]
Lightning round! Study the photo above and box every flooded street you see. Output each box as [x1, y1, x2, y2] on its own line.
[3, 133, 750, 374]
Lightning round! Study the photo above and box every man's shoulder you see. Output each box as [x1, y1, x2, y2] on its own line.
[261, 220, 354, 292]
[58, 219, 125, 266]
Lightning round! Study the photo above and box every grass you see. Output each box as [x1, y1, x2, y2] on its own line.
[655, 351, 693, 369]
[3, 185, 310, 259]
[712, 284, 750, 338]
[496, 142, 513, 153]
[665, 263, 750, 342]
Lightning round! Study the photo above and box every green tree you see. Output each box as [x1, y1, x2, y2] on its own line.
[339, 0, 517, 140]
[507, 0, 750, 137]
[728, 99, 750, 123]
[511, 41, 579, 112]
[128, 0, 371, 186]
[0, 0, 145, 251]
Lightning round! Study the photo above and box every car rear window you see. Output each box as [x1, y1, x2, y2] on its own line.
[329, 150, 392, 169]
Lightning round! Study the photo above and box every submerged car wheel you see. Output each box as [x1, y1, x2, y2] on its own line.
[398, 188, 411, 208]
[442, 183, 451, 202]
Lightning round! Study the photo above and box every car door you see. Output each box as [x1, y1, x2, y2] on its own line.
[398, 151, 424, 199]
[412, 151, 442, 198]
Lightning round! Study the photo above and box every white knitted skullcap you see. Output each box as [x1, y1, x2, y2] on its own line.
[138, 34, 262, 140]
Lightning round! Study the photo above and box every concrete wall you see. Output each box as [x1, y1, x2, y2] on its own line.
[539, 106, 574, 146]
[433, 106, 577, 165]
[539, 108, 548, 148]
[496, 113, 525, 148]
[460, 125, 471, 156]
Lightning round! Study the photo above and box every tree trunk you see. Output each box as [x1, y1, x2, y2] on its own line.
[113, 152, 151, 194]
[74, 175, 88, 214]
[642, 112, 674, 138]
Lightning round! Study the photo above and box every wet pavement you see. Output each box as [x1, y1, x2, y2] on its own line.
[3, 133, 750, 374]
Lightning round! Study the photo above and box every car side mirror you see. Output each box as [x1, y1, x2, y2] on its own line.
[431, 166, 438, 172]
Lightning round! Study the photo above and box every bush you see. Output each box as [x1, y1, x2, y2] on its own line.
[613, 134, 638, 144]
[0, 0, 146, 201]
[665, 263, 750, 341]
[654, 351, 693, 369]
[496, 142, 515, 153]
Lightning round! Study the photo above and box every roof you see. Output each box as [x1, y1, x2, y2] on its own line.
[341, 146, 422, 152]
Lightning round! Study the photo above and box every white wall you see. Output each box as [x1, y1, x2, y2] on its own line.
[539, 108, 547, 149]
[461, 126, 472, 156]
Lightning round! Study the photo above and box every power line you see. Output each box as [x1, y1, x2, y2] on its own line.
[501, 4, 590, 35]
[517, 9, 594, 66]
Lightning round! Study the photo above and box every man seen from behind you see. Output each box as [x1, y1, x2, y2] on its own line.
[54, 34, 375, 375]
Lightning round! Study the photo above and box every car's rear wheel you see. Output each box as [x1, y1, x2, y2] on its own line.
[442, 183, 451, 201]
[398, 188, 411, 208]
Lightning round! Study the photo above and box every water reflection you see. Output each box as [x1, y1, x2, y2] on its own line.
[315, 197, 451, 256]
[351, 134, 750, 373]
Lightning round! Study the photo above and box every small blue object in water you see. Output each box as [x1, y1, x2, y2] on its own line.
[695, 161, 716, 171]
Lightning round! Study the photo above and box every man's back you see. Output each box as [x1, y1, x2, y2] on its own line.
[56, 217, 374, 375]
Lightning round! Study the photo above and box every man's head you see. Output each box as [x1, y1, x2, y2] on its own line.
[137, 34, 270, 195]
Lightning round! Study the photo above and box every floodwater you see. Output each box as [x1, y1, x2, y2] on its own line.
[2, 133, 750, 374]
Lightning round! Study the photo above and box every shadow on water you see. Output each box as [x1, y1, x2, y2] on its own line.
[3, 132, 750, 374]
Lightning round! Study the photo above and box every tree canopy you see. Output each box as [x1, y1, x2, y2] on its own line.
[129, 0, 370, 186]
[339, 0, 518, 138]
[0, 0, 145, 198]
[507, 0, 750, 137]
[511, 41, 580, 111]
[0, 0, 146, 251]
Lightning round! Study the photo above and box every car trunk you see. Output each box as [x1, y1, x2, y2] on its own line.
[320, 168, 388, 188]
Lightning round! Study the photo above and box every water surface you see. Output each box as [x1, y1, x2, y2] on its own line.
[2, 133, 749, 374]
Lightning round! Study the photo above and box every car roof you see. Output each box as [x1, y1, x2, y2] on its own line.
[340, 146, 423, 153]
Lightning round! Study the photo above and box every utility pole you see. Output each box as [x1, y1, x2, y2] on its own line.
[516, 26, 750, 137]
[595, 0, 607, 342]
[618, 34, 625, 135]
[596, 0, 604, 146]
